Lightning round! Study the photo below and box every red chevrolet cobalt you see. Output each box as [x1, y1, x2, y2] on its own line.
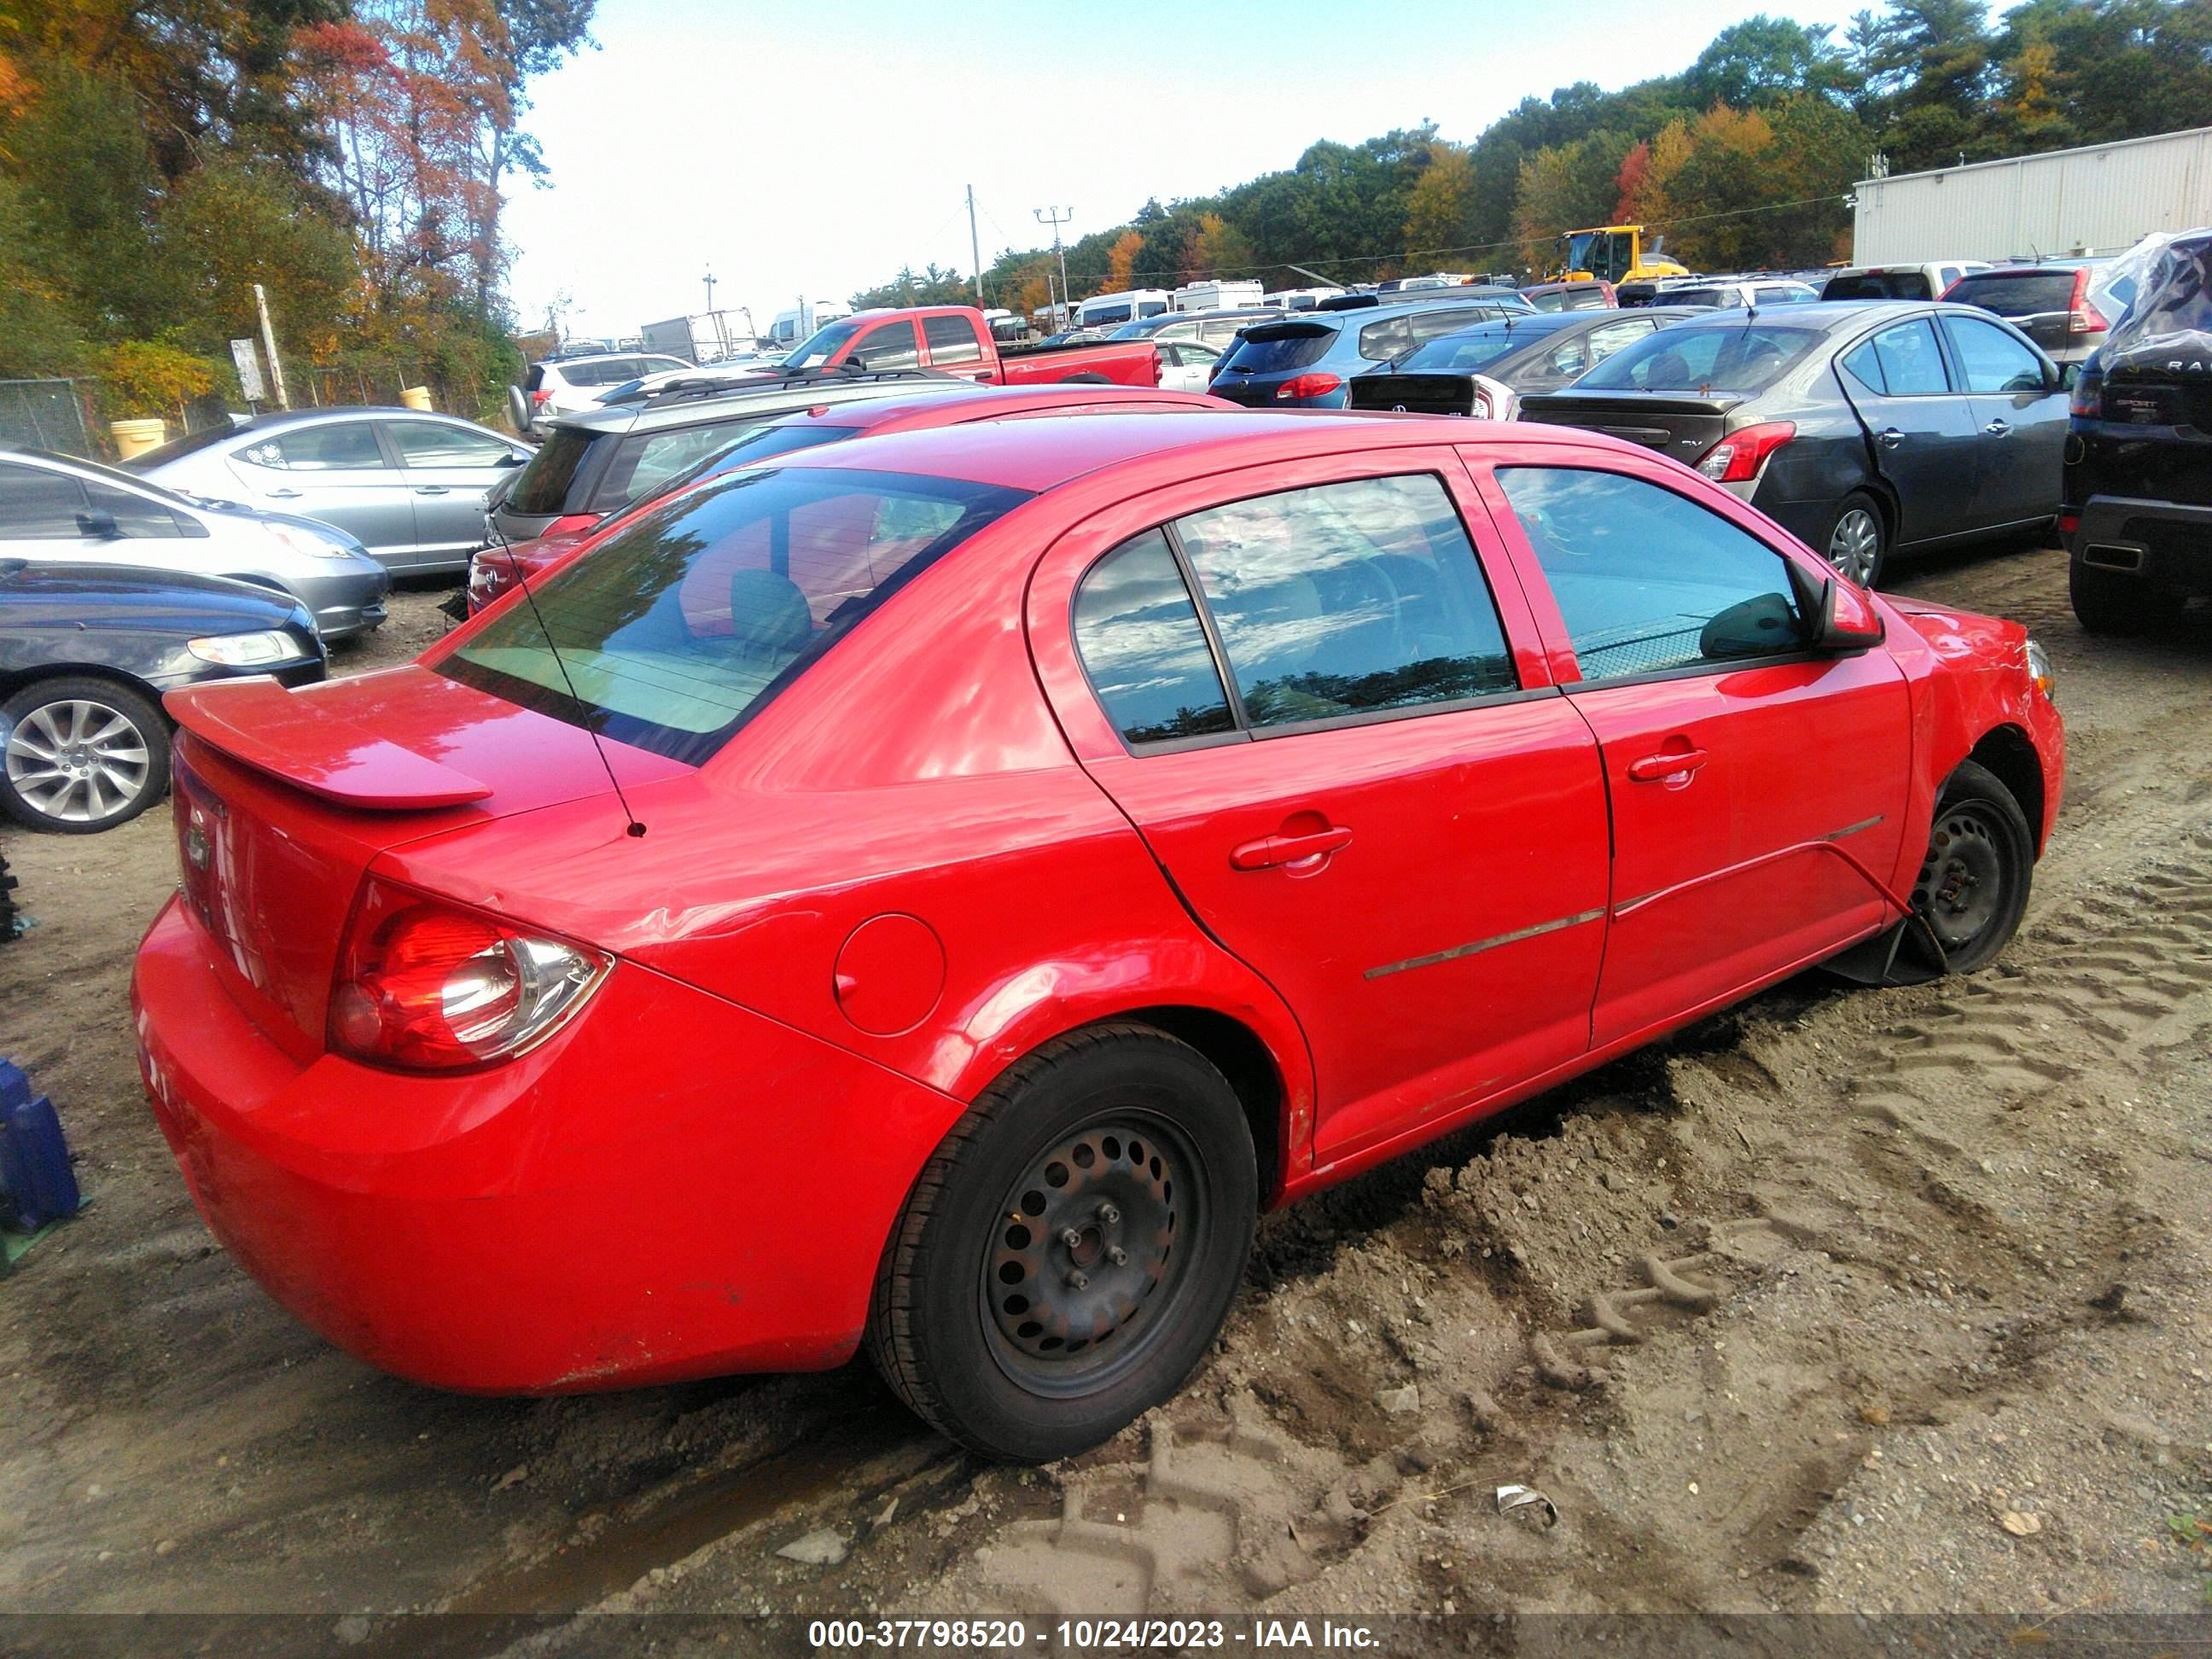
[134, 414, 2063, 1459]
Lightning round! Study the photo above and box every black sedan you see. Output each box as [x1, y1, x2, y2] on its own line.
[1348, 307, 1700, 422]
[1519, 301, 2068, 585]
[1, 561, 324, 833]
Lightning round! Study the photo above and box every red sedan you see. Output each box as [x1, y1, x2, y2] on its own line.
[465, 383, 1235, 613]
[134, 413, 2063, 1460]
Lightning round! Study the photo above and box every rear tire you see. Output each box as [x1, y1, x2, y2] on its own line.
[1913, 760, 2034, 975]
[867, 1024, 1257, 1462]
[2069, 560, 2159, 636]
[1, 677, 169, 834]
[1820, 491, 1888, 587]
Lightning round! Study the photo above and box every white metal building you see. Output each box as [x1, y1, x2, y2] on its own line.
[1852, 126, 2212, 265]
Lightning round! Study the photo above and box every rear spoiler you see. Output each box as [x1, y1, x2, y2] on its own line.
[165, 679, 492, 810]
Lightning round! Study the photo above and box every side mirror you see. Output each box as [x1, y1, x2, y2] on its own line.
[496, 451, 526, 468]
[1787, 558, 1885, 649]
[77, 509, 120, 540]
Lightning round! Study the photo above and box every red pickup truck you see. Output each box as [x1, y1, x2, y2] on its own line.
[781, 305, 1159, 387]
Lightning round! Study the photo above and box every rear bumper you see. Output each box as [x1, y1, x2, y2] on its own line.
[132, 897, 967, 1392]
[2064, 495, 2212, 596]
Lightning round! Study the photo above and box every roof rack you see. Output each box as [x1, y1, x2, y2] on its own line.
[612, 366, 950, 409]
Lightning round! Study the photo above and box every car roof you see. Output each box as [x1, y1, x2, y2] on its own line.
[767, 385, 1225, 434]
[1959, 258, 2109, 275]
[552, 372, 963, 434]
[771, 409, 1623, 495]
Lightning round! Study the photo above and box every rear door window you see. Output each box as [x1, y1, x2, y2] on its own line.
[1941, 316, 2047, 393]
[852, 321, 920, 370]
[923, 314, 985, 365]
[1495, 467, 1802, 681]
[242, 422, 387, 470]
[1170, 474, 1518, 729]
[1854, 317, 1951, 395]
[1357, 314, 1415, 361]
[387, 419, 519, 469]
[1073, 529, 1237, 746]
[0, 462, 87, 537]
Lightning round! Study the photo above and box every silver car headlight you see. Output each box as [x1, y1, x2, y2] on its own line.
[262, 521, 364, 562]
[188, 630, 309, 667]
[2025, 637, 2054, 700]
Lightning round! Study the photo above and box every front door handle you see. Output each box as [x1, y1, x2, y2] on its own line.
[414, 486, 451, 496]
[1627, 747, 1709, 783]
[1230, 825, 1353, 870]
[265, 486, 304, 498]
[1876, 427, 1905, 449]
[1983, 419, 2011, 436]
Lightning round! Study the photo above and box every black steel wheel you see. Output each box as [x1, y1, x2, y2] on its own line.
[868, 1024, 1257, 1462]
[1912, 760, 2034, 975]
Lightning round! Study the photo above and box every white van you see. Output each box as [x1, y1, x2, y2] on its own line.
[1173, 280, 1263, 312]
[1261, 286, 1344, 311]
[1074, 288, 1171, 329]
[767, 300, 853, 348]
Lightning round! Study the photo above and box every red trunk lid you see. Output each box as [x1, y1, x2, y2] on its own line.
[166, 668, 688, 1063]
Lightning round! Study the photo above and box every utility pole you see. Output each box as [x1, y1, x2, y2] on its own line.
[704, 265, 717, 314]
[1035, 206, 1074, 321]
[252, 282, 290, 410]
[967, 184, 983, 303]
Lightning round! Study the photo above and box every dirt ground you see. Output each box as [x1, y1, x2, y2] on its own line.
[2, 546, 2208, 1639]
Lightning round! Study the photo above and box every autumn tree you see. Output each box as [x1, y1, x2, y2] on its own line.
[1403, 141, 1476, 263]
[1103, 229, 1144, 293]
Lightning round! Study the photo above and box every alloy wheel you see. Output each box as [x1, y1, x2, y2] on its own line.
[4, 698, 153, 826]
[981, 1114, 1198, 1399]
[1827, 508, 1882, 585]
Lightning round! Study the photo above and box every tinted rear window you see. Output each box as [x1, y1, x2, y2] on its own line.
[556, 358, 646, 387]
[1221, 325, 1334, 375]
[591, 417, 780, 510]
[1576, 323, 1824, 394]
[1947, 271, 2080, 315]
[504, 425, 598, 515]
[1824, 271, 1933, 300]
[443, 469, 1027, 763]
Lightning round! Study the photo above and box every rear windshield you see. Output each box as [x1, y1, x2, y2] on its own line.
[1946, 271, 2080, 316]
[1399, 330, 1533, 375]
[590, 416, 784, 510]
[554, 358, 646, 387]
[505, 425, 599, 515]
[1824, 271, 1933, 300]
[1575, 323, 1824, 394]
[441, 468, 1027, 764]
[125, 423, 242, 472]
[1220, 323, 1334, 375]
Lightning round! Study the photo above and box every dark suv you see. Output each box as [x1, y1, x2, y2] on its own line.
[1208, 290, 1534, 409]
[487, 370, 962, 545]
[1942, 259, 2111, 381]
[2061, 231, 2212, 633]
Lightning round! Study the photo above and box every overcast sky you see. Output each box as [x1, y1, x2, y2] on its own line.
[506, 0, 1902, 341]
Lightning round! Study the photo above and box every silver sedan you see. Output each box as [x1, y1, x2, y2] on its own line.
[0, 447, 389, 638]
[127, 407, 531, 574]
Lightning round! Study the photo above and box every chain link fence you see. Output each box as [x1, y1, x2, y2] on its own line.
[0, 379, 97, 457]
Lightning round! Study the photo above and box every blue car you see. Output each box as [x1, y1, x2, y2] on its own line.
[1208, 289, 1535, 409]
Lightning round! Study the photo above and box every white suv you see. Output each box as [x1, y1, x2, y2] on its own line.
[510, 353, 692, 434]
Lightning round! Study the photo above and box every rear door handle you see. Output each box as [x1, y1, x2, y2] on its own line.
[1876, 428, 1904, 449]
[1627, 748, 1709, 783]
[1983, 419, 2011, 436]
[414, 486, 451, 496]
[1230, 825, 1353, 870]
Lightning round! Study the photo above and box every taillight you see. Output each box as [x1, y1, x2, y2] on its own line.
[529, 388, 550, 405]
[1153, 352, 1165, 387]
[2068, 370, 2102, 419]
[329, 876, 609, 1071]
[1277, 372, 1342, 400]
[2067, 267, 2105, 334]
[1696, 421, 1796, 483]
[1471, 387, 1495, 419]
[2058, 512, 2081, 536]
